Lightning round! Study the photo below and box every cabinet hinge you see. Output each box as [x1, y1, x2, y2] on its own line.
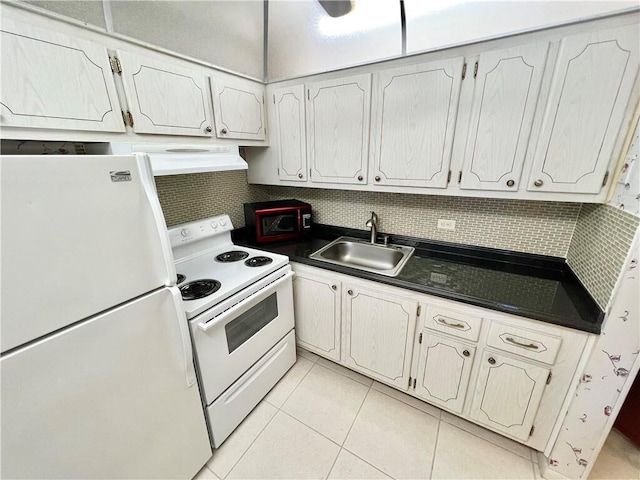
[417, 305, 421, 317]
[277, 167, 280, 175]
[419, 332, 423, 344]
[121, 110, 134, 127]
[447, 170, 452, 184]
[413, 378, 417, 389]
[110, 56, 122, 75]
[309, 168, 312, 177]
[473, 61, 479, 79]
[602, 171, 610, 187]
[462, 63, 467, 80]
[307, 89, 310, 100]
[408, 376, 412, 388]
[529, 425, 535, 437]
[458, 171, 462, 183]
[546, 372, 552, 385]
[273, 94, 275, 104]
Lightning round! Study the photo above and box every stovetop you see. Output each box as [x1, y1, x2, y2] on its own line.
[169, 215, 289, 319]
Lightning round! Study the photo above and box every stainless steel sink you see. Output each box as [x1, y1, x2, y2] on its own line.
[309, 237, 414, 277]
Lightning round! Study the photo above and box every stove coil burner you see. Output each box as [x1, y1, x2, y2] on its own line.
[179, 279, 221, 301]
[177, 273, 186, 284]
[215, 250, 250, 263]
[245, 256, 273, 268]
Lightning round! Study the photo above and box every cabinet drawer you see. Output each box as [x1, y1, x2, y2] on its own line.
[486, 322, 561, 365]
[425, 306, 482, 342]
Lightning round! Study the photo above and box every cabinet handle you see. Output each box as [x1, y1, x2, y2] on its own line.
[205, 125, 212, 133]
[357, 175, 363, 181]
[505, 336, 540, 350]
[506, 179, 515, 187]
[331, 285, 337, 290]
[463, 349, 470, 357]
[347, 289, 354, 295]
[298, 173, 303, 179]
[488, 357, 496, 365]
[220, 128, 228, 135]
[375, 176, 381, 182]
[534, 179, 543, 187]
[437, 317, 465, 329]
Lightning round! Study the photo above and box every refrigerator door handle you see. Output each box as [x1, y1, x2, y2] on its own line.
[136, 153, 177, 286]
[169, 286, 197, 387]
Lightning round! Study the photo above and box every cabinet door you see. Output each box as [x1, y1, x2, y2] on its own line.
[460, 43, 549, 191]
[307, 74, 371, 185]
[527, 24, 640, 194]
[118, 51, 213, 136]
[371, 58, 464, 188]
[344, 284, 417, 389]
[469, 351, 550, 441]
[415, 333, 475, 414]
[211, 76, 266, 140]
[292, 270, 341, 361]
[0, 18, 124, 133]
[274, 85, 307, 182]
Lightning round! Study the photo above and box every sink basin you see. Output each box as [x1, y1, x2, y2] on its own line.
[309, 237, 415, 277]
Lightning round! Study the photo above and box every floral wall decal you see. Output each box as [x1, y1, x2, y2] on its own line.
[542, 230, 640, 479]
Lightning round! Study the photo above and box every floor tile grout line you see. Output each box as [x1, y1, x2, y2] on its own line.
[372, 383, 442, 420]
[439, 414, 536, 462]
[428, 414, 443, 480]
[340, 381, 373, 447]
[219, 406, 279, 480]
[279, 408, 344, 449]
[273, 357, 317, 409]
[324, 447, 343, 480]
[341, 445, 397, 480]
[316, 359, 374, 388]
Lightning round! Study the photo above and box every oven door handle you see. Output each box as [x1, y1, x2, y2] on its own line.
[198, 271, 295, 333]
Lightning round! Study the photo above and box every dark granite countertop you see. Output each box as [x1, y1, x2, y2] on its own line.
[235, 225, 604, 334]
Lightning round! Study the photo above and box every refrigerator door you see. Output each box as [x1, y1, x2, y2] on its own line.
[0, 154, 176, 352]
[1, 287, 211, 479]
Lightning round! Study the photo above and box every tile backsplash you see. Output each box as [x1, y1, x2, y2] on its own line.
[154, 171, 267, 228]
[154, 173, 639, 309]
[567, 204, 640, 309]
[258, 186, 581, 257]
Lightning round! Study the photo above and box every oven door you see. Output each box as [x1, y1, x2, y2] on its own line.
[189, 269, 295, 405]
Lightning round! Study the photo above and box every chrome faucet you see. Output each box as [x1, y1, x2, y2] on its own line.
[365, 211, 378, 244]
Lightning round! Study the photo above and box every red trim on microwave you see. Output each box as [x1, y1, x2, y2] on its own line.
[254, 206, 310, 243]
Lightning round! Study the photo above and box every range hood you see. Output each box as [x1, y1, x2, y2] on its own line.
[110, 143, 247, 176]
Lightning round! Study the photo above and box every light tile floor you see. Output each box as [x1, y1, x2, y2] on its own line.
[193, 350, 639, 480]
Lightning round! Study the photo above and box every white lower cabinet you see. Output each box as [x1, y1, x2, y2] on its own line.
[290, 262, 590, 452]
[469, 350, 550, 441]
[414, 332, 475, 414]
[292, 267, 341, 361]
[343, 283, 418, 389]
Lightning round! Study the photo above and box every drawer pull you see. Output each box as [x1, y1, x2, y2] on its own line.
[505, 336, 539, 350]
[438, 317, 466, 329]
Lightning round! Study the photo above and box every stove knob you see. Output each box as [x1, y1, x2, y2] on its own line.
[180, 228, 190, 238]
[210, 221, 218, 229]
[219, 219, 227, 227]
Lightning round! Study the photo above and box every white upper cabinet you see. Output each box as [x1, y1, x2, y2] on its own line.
[527, 24, 640, 194]
[117, 51, 213, 136]
[274, 85, 307, 181]
[371, 58, 464, 188]
[0, 18, 124, 133]
[307, 74, 372, 185]
[211, 76, 266, 141]
[459, 43, 549, 191]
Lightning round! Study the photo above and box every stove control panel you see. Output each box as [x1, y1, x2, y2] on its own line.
[168, 214, 234, 248]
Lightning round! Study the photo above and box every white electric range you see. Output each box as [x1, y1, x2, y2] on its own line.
[169, 215, 297, 448]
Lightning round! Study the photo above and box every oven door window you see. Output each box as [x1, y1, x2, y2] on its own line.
[261, 213, 297, 237]
[225, 293, 278, 353]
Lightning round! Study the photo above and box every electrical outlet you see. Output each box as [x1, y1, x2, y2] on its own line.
[437, 219, 456, 230]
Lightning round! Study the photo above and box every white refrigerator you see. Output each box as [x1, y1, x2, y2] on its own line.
[0, 154, 211, 479]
